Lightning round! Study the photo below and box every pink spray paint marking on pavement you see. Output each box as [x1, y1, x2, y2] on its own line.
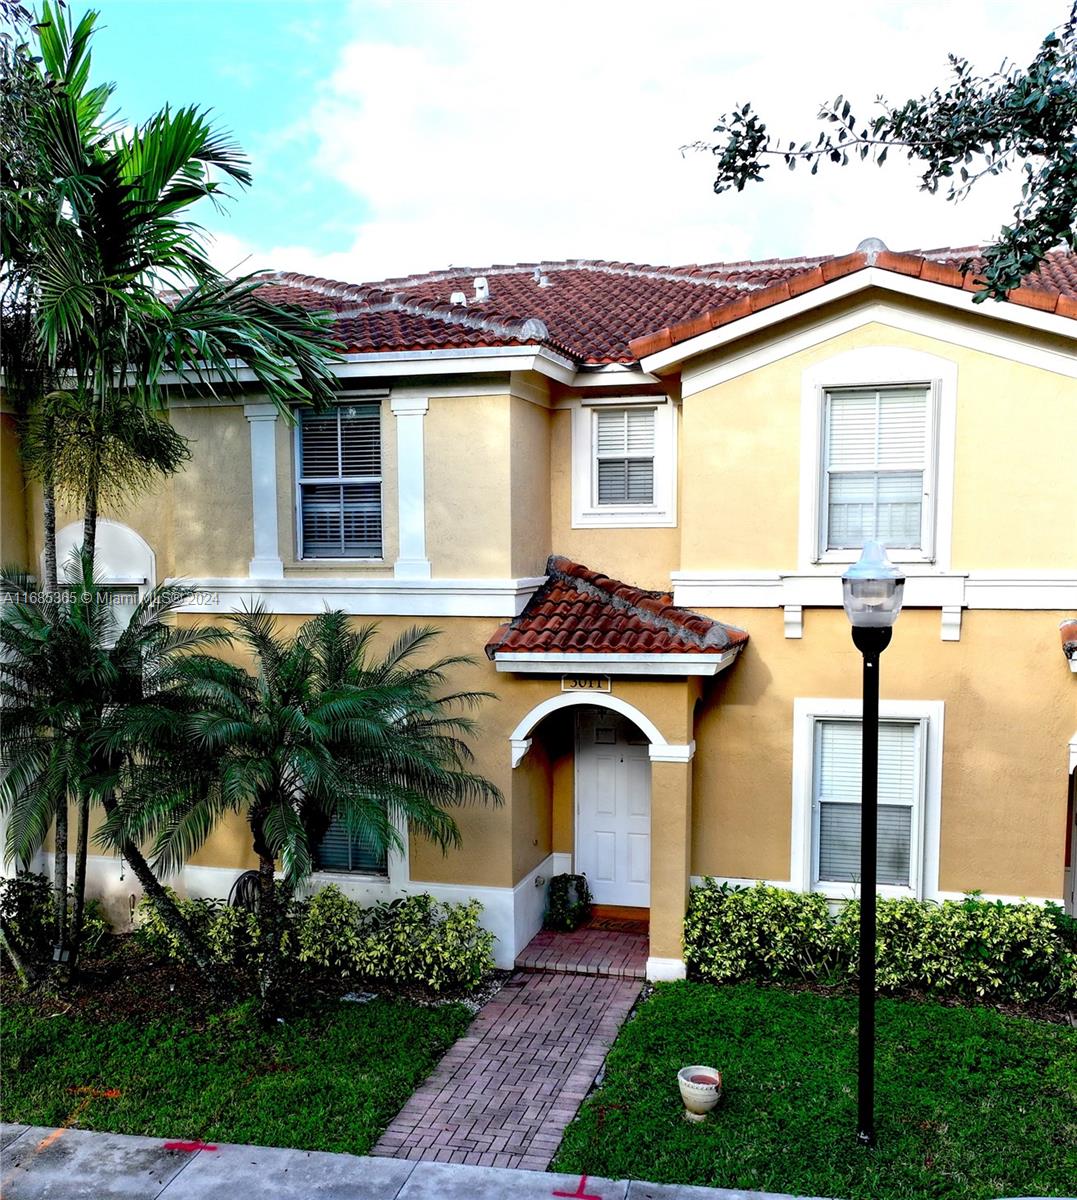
[552, 1175, 603, 1200]
[163, 1140, 218, 1152]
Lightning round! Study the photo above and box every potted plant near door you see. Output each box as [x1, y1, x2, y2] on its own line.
[544, 874, 593, 931]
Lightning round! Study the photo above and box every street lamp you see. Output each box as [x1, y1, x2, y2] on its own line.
[841, 540, 905, 1148]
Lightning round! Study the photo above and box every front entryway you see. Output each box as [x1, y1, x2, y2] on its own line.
[575, 709, 651, 907]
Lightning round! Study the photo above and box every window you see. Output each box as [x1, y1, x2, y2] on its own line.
[822, 386, 931, 554]
[570, 399, 677, 528]
[791, 698, 943, 900]
[314, 815, 388, 875]
[594, 408, 655, 505]
[799, 347, 957, 570]
[297, 404, 382, 558]
[813, 718, 921, 890]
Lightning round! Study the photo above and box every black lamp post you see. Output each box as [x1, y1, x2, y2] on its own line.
[841, 541, 905, 1148]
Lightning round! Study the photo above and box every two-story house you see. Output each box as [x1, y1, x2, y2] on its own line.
[3, 238, 1075, 979]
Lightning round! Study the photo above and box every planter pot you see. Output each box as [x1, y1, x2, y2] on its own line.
[677, 1065, 722, 1122]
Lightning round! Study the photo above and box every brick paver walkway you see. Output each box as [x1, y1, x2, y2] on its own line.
[372, 971, 640, 1171]
[515, 919, 648, 979]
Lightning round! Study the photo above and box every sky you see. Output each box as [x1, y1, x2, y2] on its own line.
[88, 0, 1066, 284]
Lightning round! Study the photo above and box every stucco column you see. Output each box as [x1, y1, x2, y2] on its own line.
[244, 402, 284, 579]
[647, 743, 695, 981]
[390, 394, 431, 580]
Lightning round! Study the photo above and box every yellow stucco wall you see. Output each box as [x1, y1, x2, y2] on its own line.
[681, 318, 1077, 572]
[0, 413, 29, 569]
[547, 407, 680, 590]
[692, 607, 1075, 900]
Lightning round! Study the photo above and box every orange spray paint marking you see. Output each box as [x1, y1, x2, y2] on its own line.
[34, 1128, 66, 1152]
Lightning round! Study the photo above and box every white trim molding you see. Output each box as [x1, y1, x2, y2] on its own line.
[509, 692, 669, 765]
[648, 741, 695, 763]
[646, 956, 687, 981]
[244, 402, 284, 579]
[671, 570, 1077, 641]
[790, 697, 945, 902]
[492, 649, 740, 677]
[570, 397, 678, 529]
[797, 345, 958, 572]
[168, 575, 545, 618]
[390, 393, 431, 580]
[642, 271, 1077, 380]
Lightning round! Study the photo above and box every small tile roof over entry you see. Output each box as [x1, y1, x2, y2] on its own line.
[256, 245, 1076, 366]
[485, 556, 748, 658]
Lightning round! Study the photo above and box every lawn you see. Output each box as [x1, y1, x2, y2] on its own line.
[554, 982, 1077, 1200]
[1, 996, 471, 1155]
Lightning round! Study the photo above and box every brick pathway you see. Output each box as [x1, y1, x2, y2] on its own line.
[515, 920, 648, 979]
[372, 971, 640, 1171]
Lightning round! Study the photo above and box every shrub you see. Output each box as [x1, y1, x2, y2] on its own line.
[685, 880, 838, 983]
[296, 885, 365, 978]
[133, 890, 225, 959]
[0, 872, 54, 964]
[686, 880, 1077, 1005]
[354, 894, 494, 995]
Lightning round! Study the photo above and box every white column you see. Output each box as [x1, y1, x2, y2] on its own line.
[391, 395, 431, 580]
[244, 402, 284, 579]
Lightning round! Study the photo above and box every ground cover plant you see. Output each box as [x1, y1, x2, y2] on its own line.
[1, 993, 470, 1155]
[554, 981, 1077, 1200]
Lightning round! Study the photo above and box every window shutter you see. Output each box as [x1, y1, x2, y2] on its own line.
[814, 719, 918, 888]
[314, 815, 388, 874]
[594, 408, 656, 506]
[825, 387, 928, 551]
[299, 405, 382, 558]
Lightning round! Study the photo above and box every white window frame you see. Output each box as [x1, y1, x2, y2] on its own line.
[570, 396, 677, 528]
[294, 402, 385, 562]
[798, 347, 957, 571]
[790, 697, 944, 901]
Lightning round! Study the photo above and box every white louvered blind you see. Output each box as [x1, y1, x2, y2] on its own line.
[824, 386, 929, 551]
[594, 407, 655, 505]
[314, 814, 388, 874]
[298, 404, 382, 558]
[813, 718, 921, 889]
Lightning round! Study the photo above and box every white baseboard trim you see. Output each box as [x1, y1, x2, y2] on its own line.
[690, 875, 795, 890]
[646, 956, 686, 982]
[689, 873, 1063, 908]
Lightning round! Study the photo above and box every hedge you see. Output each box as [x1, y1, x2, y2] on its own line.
[684, 880, 1077, 1005]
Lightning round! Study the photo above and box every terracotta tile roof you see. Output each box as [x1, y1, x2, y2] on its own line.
[257, 245, 1076, 367]
[485, 556, 749, 658]
[628, 245, 1077, 359]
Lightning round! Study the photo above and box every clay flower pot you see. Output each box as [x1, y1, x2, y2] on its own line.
[677, 1065, 722, 1122]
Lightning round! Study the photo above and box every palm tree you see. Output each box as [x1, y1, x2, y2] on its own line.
[112, 609, 502, 996]
[7, 2, 341, 575]
[0, 551, 230, 970]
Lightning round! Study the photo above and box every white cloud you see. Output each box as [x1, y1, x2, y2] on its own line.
[214, 0, 1065, 282]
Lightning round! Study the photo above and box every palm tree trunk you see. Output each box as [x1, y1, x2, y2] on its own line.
[68, 789, 91, 970]
[53, 798, 68, 958]
[97, 785, 215, 973]
[0, 918, 38, 988]
[42, 458, 58, 591]
[121, 837, 217, 974]
[82, 463, 99, 576]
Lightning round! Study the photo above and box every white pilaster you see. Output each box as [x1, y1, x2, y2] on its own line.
[244, 403, 284, 579]
[391, 395, 431, 580]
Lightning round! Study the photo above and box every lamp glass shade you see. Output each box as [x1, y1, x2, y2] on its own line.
[841, 541, 905, 628]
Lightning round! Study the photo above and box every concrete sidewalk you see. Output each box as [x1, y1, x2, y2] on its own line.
[0, 1123, 832, 1200]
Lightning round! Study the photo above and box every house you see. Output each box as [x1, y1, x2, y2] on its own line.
[2, 239, 1075, 978]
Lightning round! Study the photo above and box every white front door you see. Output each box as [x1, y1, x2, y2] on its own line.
[575, 709, 651, 907]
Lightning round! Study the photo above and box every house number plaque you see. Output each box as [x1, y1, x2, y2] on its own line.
[561, 675, 611, 693]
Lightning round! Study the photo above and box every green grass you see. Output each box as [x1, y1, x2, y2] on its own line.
[1, 996, 471, 1154]
[554, 982, 1077, 1200]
